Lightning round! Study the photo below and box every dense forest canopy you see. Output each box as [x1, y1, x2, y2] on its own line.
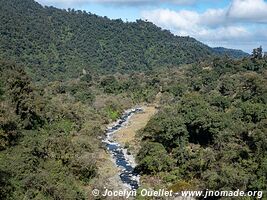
[0, 0, 248, 82]
[136, 57, 267, 196]
[1, 55, 266, 200]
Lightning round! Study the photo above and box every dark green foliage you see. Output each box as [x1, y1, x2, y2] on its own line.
[0, 60, 100, 199]
[0, 170, 13, 200]
[209, 94, 231, 111]
[0, 61, 45, 129]
[74, 90, 95, 104]
[137, 57, 267, 194]
[70, 154, 97, 183]
[0, 0, 245, 82]
[0, 114, 20, 150]
[80, 74, 92, 83]
[239, 72, 267, 103]
[213, 47, 249, 59]
[100, 75, 121, 94]
[239, 101, 266, 123]
[0, 138, 88, 199]
[0, 81, 4, 98]
[8, 75, 45, 129]
[143, 113, 188, 150]
[137, 142, 174, 174]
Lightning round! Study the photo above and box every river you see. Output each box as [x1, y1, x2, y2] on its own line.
[102, 107, 143, 190]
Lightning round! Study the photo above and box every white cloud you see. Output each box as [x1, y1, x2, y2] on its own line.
[141, 0, 267, 52]
[144, 9, 199, 30]
[227, 0, 267, 23]
[197, 26, 251, 41]
[141, 8, 229, 31]
[200, 9, 227, 26]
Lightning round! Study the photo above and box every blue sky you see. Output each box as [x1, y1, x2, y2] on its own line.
[36, 0, 267, 53]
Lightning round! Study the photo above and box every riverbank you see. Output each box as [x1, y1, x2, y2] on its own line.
[113, 105, 157, 157]
[88, 105, 157, 199]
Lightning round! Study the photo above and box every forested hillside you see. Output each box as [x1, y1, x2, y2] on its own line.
[136, 57, 267, 195]
[213, 47, 249, 59]
[0, 0, 266, 199]
[1, 55, 266, 200]
[0, 58, 161, 199]
[0, 0, 247, 82]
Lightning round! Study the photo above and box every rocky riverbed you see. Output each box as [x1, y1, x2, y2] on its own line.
[102, 107, 143, 190]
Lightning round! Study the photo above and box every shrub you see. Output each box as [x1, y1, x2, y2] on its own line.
[137, 142, 174, 174]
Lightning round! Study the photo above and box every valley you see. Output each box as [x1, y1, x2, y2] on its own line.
[0, 0, 266, 200]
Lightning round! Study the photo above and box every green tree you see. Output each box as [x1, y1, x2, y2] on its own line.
[137, 142, 174, 174]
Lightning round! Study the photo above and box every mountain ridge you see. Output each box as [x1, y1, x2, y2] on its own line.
[213, 47, 249, 59]
[0, 0, 247, 82]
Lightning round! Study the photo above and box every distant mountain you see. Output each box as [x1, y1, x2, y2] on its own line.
[0, 0, 246, 81]
[213, 47, 249, 59]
